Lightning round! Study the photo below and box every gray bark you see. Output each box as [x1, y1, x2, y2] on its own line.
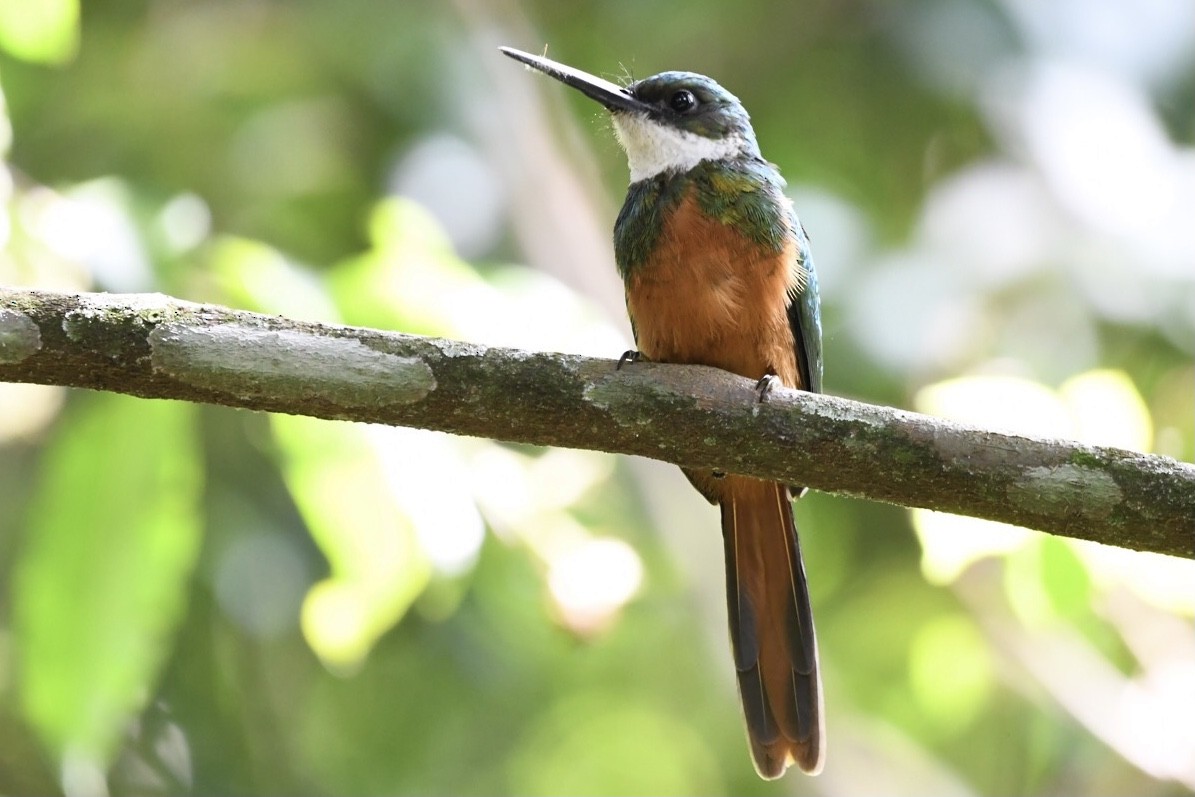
[2, 287, 1191, 559]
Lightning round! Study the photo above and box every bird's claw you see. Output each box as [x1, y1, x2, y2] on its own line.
[754, 373, 778, 403]
[616, 350, 643, 370]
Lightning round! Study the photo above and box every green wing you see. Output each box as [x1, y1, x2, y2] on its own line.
[787, 217, 823, 395]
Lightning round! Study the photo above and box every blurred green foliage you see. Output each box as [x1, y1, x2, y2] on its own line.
[1, 1, 1193, 795]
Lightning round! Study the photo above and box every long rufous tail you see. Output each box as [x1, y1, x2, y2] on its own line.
[721, 476, 824, 777]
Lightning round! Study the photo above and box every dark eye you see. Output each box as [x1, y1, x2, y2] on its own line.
[670, 89, 697, 113]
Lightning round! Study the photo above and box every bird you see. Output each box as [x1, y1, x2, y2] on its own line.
[500, 46, 825, 779]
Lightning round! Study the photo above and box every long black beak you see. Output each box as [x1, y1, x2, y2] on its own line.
[499, 47, 648, 115]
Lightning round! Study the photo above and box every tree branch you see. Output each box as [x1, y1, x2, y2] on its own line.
[2, 287, 1191, 558]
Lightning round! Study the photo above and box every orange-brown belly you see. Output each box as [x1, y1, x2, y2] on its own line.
[626, 194, 803, 389]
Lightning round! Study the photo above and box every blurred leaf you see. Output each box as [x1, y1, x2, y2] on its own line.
[0, 383, 64, 443]
[327, 198, 489, 337]
[915, 374, 1071, 438]
[1004, 540, 1054, 628]
[272, 415, 432, 673]
[0, 0, 77, 64]
[908, 614, 993, 733]
[329, 197, 626, 356]
[1037, 537, 1092, 620]
[1059, 369, 1153, 451]
[1005, 536, 1094, 627]
[205, 235, 338, 322]
[1072, 542, 1195, 616]
[506, 692, 725, 796]
[14, 395, 201, 765]
[913, 509, 1033, 585]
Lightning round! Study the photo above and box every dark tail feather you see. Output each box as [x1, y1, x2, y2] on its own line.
[721, 477, 824, 777]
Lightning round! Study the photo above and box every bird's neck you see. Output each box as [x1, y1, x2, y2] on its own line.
[612, 114, 754, 183]
[613, 158, 790, 279]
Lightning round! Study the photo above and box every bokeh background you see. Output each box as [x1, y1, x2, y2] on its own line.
[1, 1, 1193, 794]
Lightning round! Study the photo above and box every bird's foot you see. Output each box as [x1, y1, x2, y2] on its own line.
[754, 374, 779, 403]
[616, 350, 643, 370]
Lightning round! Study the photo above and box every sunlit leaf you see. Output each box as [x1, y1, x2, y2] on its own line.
[914, 374, 1070, 437]
[913, 509, 1032, 585]
[1073, 542, 1195, 616]
[1038, 536, 1092, 619]
[206, 235, 338, 322]
[1004, 536, 1094, 627]
[327, 198, 486, 337]
[1004, 540, 1055, 628]
[328, 197, 626, 355]
[545, 537, 643, 635]
[272, 415, 437, 672]
[14, 395, 201, 765]
[0, 383, 64, 442]
[23, 178, 151, 291]
[1059, 369, 1153, 451]
[908, 614, 993, 732]
[0, 0, 78, 64]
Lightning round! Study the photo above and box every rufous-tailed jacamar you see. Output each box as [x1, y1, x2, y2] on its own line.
[501, 47, 825, 778]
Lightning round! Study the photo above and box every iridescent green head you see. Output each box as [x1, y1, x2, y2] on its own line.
[500, 48, 761, 182]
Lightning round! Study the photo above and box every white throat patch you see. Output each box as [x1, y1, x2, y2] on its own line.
[612, 114, 747, 183]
